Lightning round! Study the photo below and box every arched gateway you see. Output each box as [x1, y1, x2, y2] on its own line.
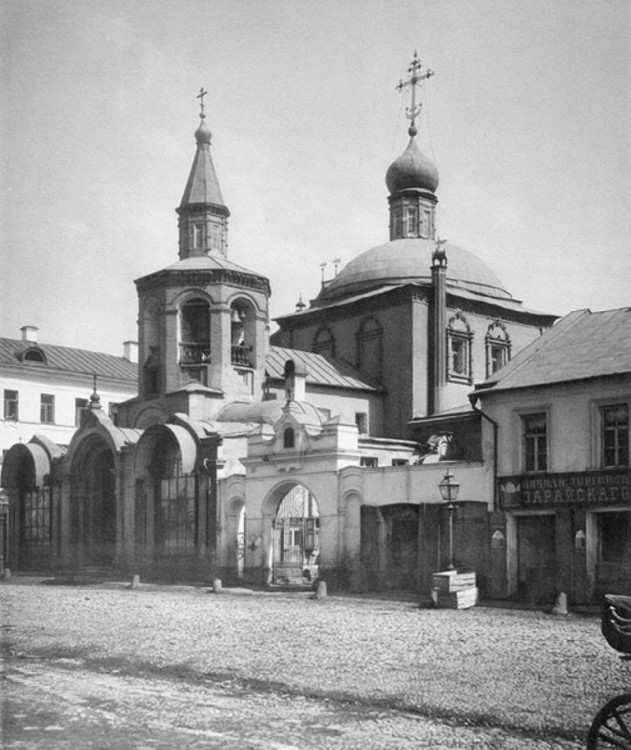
[269, 483, 320, 584]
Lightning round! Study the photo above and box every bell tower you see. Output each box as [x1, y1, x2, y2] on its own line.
[131, 91, 270, 423]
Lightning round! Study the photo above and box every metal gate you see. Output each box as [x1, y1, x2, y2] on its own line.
[272, 486, 319, 584]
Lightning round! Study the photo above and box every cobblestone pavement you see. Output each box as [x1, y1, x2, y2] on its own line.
[2, 580, 629, 748]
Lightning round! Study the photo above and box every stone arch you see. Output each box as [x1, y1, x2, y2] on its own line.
[68, 432, 118, 569]
[1, 442, 55, 572]
[261, 481, 320, 585]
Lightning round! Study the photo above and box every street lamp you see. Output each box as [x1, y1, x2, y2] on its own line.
[438, 469, 460, 571]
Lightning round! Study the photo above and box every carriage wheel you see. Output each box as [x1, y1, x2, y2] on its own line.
[587, 694, 631, 749]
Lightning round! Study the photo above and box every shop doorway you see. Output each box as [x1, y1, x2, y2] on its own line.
[517, 514, 556, 603]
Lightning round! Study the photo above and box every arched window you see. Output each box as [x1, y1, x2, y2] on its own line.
[230, 298, 255, 367]
[283, 427, 295, 449]
[447, 312, 473, 383]
[143, 347, 160, 397]
[21, 347, 46, 364]
[485, 321, 511, 377]
[313, 325, 335, 358]
[180, 298, 211, 365]
[357, 316, 383, 382]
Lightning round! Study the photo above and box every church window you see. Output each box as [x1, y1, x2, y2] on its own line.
[40, 394, 55, 424]
[230, 300, 254, 367]
[357, 317, 383, 382]
[447, 313, 473, 384]
[404, 205, 418, 236]
[355, 412, 368, 435]
[523, 412, 548, 473]
[109, 402, 120, 426]
[283, 427, 295, 449]
[193, 222, 205, 249]
[392, 205, 404, 238]
[153, 437, 196, 554]
[75, 398, 89, 426]
[313, 325, 335, 358]
[209, 222, 222, 252]
[486, 321, 511, 377]
[4, 390, 18, 420]
[602, 404, 629, 468]
[180, 298, 211, 365]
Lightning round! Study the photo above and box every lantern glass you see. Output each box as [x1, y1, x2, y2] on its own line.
[438, 470, 460, 504]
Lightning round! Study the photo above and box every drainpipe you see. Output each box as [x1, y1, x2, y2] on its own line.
[468, 394, 499, 512]
[430, 241, 447, 415]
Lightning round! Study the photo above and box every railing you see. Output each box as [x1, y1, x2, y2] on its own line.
[231, 344, 253, 367]
[179, 343, 211, 365]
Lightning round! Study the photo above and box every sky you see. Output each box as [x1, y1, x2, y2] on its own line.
[1, 0, 630, 357]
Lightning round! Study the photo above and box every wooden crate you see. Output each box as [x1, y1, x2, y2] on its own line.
[432, 571, 476, 593]
[432, 586, 479, 610]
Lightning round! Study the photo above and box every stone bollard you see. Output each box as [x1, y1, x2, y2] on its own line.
[552, 591, 568, 615]
[2, 568, 11, 581]
[213, 578, 223, 594]
[130, 574, 140, 589]
[312, 580, 327, 600]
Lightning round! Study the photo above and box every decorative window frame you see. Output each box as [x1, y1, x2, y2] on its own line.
[312, 324, 336, 358]
[356, 316, 383, 380]
[447, 312, 473, 384]
[519, 409, 550, 474]
[485, 320, 511, 378]
[599, 402, 629, 469]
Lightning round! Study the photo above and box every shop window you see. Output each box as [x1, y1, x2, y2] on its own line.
[486, 321, 511, 377]
[180, 297, 211, 365]
[602, 404, 629, 468]
[40, 394, 55, 424]
[75, 398, 89, 426]
[4, 390, 18, 421]
[523, 412, 548, 472]
[313, 325, 335, 359]
[447, 313, 473, 383]
[597, 512, 630, 563]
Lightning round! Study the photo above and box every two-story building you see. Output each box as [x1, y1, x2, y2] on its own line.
[473, 307, 631, 604]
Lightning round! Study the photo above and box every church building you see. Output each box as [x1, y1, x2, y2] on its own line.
[2, 57, 559, 598]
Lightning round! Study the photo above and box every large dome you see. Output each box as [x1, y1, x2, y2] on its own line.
[316, 238, 512, 303]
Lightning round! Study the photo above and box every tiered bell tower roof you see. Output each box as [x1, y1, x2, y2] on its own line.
[176, 88, 230, 260]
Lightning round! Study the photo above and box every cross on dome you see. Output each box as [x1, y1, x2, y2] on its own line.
[197, 87, 208, 117]
[396, 51, 434, 135]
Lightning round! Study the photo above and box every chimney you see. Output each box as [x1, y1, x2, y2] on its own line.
[20, 325, 39, 343]
[123, 341, 139, 363]
[284, 359, 307, 402]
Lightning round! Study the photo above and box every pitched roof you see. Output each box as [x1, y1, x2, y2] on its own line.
[476, 307, 631, 394]
[0, 337, 138, 384]
[266, 346, 379, 392]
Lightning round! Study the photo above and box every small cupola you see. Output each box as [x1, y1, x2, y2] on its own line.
[387, 53, 439, 241]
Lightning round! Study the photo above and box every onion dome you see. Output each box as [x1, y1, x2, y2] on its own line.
[194, 114, 212, 145]
[386, 128, 439, 194]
